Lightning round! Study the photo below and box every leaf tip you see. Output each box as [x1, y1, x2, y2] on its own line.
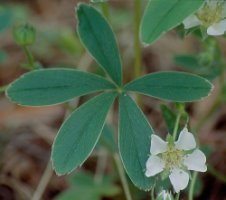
[141, 41, 151, 48]
[204, 81, 214, 99]
[50, 155, 73, 176]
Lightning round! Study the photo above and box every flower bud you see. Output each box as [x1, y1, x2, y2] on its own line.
[156, 190, 173, 200]
[13, 23, 36, 46]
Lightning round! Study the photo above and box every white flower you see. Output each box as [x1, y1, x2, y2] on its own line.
[183, 0, 226, 36]
[145, 127, 207, 193]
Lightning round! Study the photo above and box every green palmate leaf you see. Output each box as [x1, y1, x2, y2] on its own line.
[77, 4, 122, 85]
[119, 94, 154, 190]
[141, 0, 204, 44]
[6, 68, 116, 106]
[52, 92, 117, 175]
[125, 71, 213, 102]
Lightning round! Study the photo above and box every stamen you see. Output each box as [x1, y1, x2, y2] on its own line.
[196, 0, 226, 26]
[161, 145, 184, 170]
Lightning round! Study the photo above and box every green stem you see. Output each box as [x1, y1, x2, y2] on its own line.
[23, 46, 35, 70]
[94, 150, 107, 184]
[134, 0, 142, 104]
[151, 186, 155, 200]
[208, 165, 226, 184]
[31, 160, 53, 200]
[173, 112, 182, 140]
[189, 172, 198, 200]
[113, 153, 132, 200]
[134, 0, 142, 78]
[175, 192, 180, 200]
[101, 2, 110, 20]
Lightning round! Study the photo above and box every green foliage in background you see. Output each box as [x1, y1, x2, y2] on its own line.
[55, 172, 120, 200]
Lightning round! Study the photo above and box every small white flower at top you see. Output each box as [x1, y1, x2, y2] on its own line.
[145, 127, 207, 193]
[183, 0, 226, 36]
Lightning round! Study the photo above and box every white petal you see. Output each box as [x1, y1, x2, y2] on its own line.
[183, 149, 207, 172]
[183, 14, 201, 29]
[169, 168, 189, 193]
[175, 127, 196, 151]
[207, 19, 226, 36]
[145, 155, 165, 177]
[150, 135, 168, 155]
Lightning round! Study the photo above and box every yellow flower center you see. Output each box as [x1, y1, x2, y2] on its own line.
[196, 1, 225, 26]
[161, 145, 184, 170]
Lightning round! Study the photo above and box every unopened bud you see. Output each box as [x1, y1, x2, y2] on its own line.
[156, 190, 173, 200]
[13, 23, 36, 46]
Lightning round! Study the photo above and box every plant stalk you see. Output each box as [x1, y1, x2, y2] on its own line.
[31, 160, 53, 200]
[189, 171, 198, 200]
[134, 0, 142, 105]
[23, 46, 35, 70]
[173, 112, 182, 140]
[94, 149, 108, 184]
[134, 0, 142, 79]
[113, 153, 132, 200]
[151, 186, 155, 200]
[175, 192, 180, 200]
